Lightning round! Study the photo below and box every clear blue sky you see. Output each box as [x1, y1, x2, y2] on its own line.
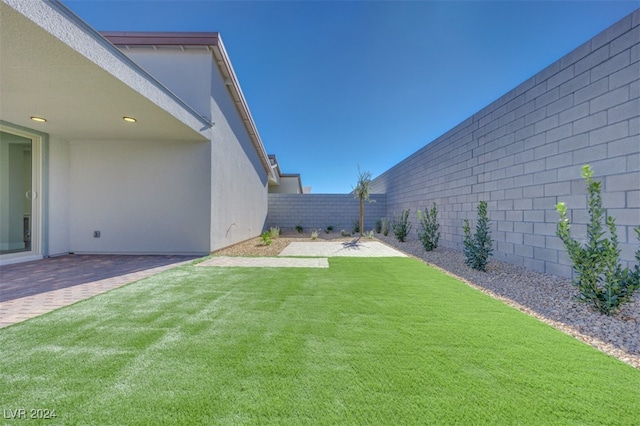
[65, 0, 638, 193]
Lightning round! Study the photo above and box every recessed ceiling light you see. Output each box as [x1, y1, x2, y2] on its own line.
[30, 116, 47, 123]
[123, 116, 137, 123]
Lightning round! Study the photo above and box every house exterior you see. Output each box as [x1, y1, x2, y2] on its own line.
[268, 155, 306, 194]
[0, 0, 282, 265]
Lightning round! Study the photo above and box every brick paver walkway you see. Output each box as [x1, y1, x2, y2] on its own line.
[0, 255, 197, 328]
[0, 242, 406, 329]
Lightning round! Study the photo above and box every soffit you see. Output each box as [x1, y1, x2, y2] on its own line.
[0, 3, 207, 142]
[102, 31, 277, 181]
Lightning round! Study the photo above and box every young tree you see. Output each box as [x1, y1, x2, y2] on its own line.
[353, 167, 373, 236]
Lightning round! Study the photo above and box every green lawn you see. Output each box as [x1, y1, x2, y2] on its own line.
[1, 257, 639, 425]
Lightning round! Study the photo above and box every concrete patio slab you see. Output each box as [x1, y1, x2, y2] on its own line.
[197, 256, 329, 268]
[278, 241, 407, 257]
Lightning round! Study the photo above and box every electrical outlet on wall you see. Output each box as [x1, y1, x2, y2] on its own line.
[94, 231, 101, 238]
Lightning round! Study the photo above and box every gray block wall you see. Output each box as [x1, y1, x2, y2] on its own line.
[370, 10, 640, 278]
[267, 194, 387, 234]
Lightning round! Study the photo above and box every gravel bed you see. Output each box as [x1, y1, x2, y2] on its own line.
[376, 234, 640, 369]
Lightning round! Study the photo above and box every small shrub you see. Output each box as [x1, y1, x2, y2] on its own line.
[311, 230, 319, 240]
[352, 219, 360, 235]
[295, 224, 303, 234]
[364, 230, 374, 239]
[341, 229, 351, 237]
[260, 231, 272, 246]
[325, 225, 334, 234]
[381, 218, 390, 236]
[417, 203, 440, 252]
[463, 201, 493, 272]
[557, 165, 640, 315]
[375, 218, 382, 233]
[269, 226, 280, 239]
[392, 209, 412, 242]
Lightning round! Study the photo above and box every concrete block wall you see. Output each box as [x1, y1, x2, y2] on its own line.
[267, 194, 387, 234]
[370, 10, 640, 277]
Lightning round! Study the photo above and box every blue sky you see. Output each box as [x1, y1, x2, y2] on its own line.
[65, 0, 639, 193]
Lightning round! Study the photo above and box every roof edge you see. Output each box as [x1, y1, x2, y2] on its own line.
[42, 0, 213, 131]
[102, 30, 276, 182]
[100, 31, 220, 46]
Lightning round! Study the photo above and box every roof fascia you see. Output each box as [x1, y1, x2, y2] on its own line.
[211, 37, 276, 182]
[41, 1, 213, 130]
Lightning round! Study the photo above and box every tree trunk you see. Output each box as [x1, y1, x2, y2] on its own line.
[359, 199, 364, 236]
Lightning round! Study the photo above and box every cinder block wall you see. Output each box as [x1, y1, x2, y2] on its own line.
[370, 10, 639, 277]
[267, 194, 387, 234]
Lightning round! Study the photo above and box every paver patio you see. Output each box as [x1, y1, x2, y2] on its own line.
[0, 242, 407, 328]
[0, 255, 197, 328]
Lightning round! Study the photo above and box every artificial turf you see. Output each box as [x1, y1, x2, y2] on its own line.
[1, 257, 639, 425]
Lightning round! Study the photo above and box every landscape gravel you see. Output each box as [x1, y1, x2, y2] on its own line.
[213, 232, 640, 368]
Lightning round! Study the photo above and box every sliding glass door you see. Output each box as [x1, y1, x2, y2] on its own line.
[0, 127, 42, 263]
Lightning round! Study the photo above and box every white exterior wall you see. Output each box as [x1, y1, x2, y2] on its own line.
[68, 140, 211, 254]
[270, 176, 302, 194]
[120, 46, 270, 251]
[47, 136, 71, 256]
[209, 59, 269, 250]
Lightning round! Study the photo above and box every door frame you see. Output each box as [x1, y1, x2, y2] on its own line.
[0, 124, 43, 265]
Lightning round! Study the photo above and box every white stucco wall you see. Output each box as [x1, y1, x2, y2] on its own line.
[118, 45, 270, 251]
[47, 136, 71, 256]
[68, 140, 211, 254]
[209, 62, 269, 250]
[269, 176, 302, 194]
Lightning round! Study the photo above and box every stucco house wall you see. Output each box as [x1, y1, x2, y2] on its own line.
[117, 44, 271, 251]
[269, 176, 303, 194]
[67, 139, 212, 254]
[370, 10, 640, 277]
[47, 136, 71, 256]
[208, 60, 269, 250]
[1, 1, 274, 263]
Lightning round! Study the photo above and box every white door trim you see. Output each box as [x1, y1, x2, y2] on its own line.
[0, 125, 43, 265]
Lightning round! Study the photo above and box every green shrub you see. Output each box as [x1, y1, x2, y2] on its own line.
[295, 224, 303, 234]
[381, 218, 390, 236]
[341, 229, 351, 237]
[556, 165, 640, 315]
[463, 201, 493, 272]
[352, 219, 360, 235]
[269, 226, 280, 239]
[325, 225, 334, 234]
[260, 231, 272, 246]
[392, 209, 412, 242]
[417, 203, 440, 252]
[375, 218, 383, 234]
[311, 230, 319, 240]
